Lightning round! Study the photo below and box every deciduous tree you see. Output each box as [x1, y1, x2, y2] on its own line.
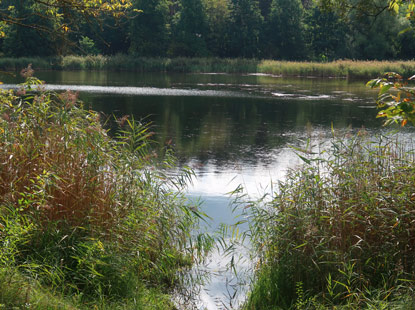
[304, 5, 348, 60]
[263, 0, 305, 60]
[1, 0, 57, 56]
[0, 0, 134, 35]
[129, 0, 170, 56]
[203, 0, 231, 57]
[228, 0, 263, 58]
[169, 0, 208, 57]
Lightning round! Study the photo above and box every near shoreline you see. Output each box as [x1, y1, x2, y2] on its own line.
[1, 55, 415, 79]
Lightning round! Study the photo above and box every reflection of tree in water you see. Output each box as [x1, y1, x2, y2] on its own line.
[88, 91, 379, 168]
[57, 73, 379, 169]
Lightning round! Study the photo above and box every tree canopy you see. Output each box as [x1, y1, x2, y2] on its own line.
[0, 0, 135, 38]
[316, 0, 415, 21]
[1, 0, 415, 59]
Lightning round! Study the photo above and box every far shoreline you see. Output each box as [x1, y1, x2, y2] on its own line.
[1, 55, 415, 80]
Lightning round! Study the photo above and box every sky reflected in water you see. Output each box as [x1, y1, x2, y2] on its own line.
[2, 71, 394, 309]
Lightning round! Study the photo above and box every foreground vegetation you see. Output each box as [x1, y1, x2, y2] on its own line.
[2, 56, 415, 79]
[242, 131, 415, 309]
[0, 73, 209, 309]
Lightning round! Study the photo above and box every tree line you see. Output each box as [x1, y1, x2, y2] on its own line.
[1, 0, 415, 61]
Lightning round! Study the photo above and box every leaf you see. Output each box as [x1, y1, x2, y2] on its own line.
[294, 242, 308, 249]
[296, 153, 312, 165]
[401, 119, 408, 127]
[290, 145, 317, 155]
[379, 83, 393, 95]
[395, 92, 401, 102]
[389, 2, 400, 14]
[398, 27, 411, 36]
[366, 78, 382, 88]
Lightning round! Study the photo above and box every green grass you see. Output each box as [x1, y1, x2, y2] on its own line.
[1, 56, 415, 78]
[0, 267, 177, 310]
[256, 59, 415, 78]
[242, 131, 415, 309]
[0, 73, 210, 309]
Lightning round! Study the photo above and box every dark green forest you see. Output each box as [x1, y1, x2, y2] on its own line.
[2, 0, 415, 61]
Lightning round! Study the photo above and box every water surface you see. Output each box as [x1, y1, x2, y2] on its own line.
[3, 71, 388, 309]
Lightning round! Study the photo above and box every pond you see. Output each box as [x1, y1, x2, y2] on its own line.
[3, 70, 388, 309]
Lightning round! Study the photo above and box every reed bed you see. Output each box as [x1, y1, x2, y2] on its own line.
[257, 59, 415, 78]
[1, 56, 415, 79]
[0, 73, 209, 309]
[243, 131, 415, 309]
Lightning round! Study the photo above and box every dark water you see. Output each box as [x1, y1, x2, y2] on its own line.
[7, 71, 381, 164]
[3, 70, 386, 309]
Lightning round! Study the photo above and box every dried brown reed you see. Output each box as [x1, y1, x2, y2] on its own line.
[0, 75, 206, 307]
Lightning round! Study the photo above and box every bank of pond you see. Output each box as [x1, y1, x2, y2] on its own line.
[2, 56, 415, 80]
[1, 76, 415, 309]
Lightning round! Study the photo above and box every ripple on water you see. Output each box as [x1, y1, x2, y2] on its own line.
[0, 84, 252, 98]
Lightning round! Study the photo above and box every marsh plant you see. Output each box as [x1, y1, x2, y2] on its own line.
[244, 131, 415, 309]
[1, 57, 415, 79]
[0, 73, 209, 309]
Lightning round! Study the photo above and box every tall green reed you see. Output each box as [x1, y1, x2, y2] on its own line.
[0, 70, 208, 308]
[244, 130, 415, 309]
[2, 56, 415, 79]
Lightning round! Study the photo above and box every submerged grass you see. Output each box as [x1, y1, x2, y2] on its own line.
[0, 73, 209, 309]
[243, 130, 415, 309]
[0, 56, 415, 78]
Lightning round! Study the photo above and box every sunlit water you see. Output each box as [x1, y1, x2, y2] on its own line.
[1, 71, 394, 309]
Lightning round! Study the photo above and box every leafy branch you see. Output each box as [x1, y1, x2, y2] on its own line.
[367, 72, 415, 126]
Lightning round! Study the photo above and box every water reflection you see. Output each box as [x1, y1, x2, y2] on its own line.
[87, 94, 381, 163]
[1, 71, 388, 309]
